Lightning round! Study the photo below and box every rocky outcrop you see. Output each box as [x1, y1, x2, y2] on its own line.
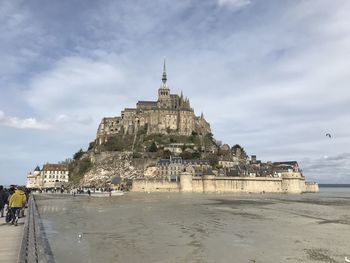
[144, 166, 159, 178]
[82, 152, 146, 187]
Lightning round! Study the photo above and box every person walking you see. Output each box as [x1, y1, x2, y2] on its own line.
[0, 185, 7, 217]
[9, 187, 27, 226]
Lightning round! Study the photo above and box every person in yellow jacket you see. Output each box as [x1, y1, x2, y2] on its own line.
[9, 187, 27, 226]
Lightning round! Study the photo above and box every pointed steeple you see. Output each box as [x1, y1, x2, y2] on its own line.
[162, 59, 167, 84]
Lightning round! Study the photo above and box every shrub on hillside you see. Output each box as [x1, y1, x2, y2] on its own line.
[73, 149, 85, 160]
[78, 158, 92, 176]
[149, 141, 158, 152]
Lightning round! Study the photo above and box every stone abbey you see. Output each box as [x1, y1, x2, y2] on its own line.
[96, 61, 211, 145]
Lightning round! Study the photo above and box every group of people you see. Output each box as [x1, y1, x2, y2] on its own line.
[0, 185, 28, 226]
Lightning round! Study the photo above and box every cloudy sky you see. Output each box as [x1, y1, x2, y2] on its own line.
[1, 0, 350, 185]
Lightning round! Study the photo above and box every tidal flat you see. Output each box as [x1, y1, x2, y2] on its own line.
[35, 188, 350, 263]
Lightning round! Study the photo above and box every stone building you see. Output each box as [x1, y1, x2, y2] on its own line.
[41, 163, 69, 188]
[26, 166, 42, 189]
[26, 163, 69, 189]
[157, 156, 211, 180]
[218, 156, 235, 168]
[158, 156, 183, 181]
[96, 61, 211, 145]
[163, 143, 185, 155]
[272, 161, 301, 177]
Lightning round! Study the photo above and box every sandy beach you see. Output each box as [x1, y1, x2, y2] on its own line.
[35, 187, 350, 263]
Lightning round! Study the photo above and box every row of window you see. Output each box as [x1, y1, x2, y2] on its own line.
[43, 179, 68, 183]
[44, 175, 67, 179]
[43, 171, 68, 174]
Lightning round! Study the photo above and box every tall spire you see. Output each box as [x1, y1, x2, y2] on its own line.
[162, 59, 167, 84]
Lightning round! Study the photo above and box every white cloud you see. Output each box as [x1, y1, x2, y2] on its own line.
[26, 56, 126, 118]
[0, 1, 43, 78]
[54, 114, 93, 126]
[301, 153, 350, 183]
[217, 0, 251, 10]
[0, 110, 50, 130]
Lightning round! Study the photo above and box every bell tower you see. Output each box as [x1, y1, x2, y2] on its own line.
[158, 59, 171, 108]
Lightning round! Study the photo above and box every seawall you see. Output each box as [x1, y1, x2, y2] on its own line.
[132, 172, 319, 194]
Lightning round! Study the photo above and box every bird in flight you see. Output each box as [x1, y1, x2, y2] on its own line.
[326, 133, 331, 138]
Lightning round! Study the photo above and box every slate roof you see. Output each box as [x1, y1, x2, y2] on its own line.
[184, 159, 209, 165]
[137, 101, 157, 105]
[42, 163, 68, 171]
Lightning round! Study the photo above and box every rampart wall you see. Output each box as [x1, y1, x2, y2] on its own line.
[132, 178, 179, 192]
[191, 176, 282, 193]
[304, 182, 319, 192]
[132, 172, 319, 194]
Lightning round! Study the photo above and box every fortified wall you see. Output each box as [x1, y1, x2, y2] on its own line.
[132, 172, 319, 194]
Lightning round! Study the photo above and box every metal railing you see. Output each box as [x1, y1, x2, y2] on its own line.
[18, 195, 55, 263]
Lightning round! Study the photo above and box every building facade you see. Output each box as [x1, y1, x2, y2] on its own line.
[41, 163, 69, 187]
[26, 163, 69, 189]
[157, 156, 211, 180]
[26, 166, 42, 189]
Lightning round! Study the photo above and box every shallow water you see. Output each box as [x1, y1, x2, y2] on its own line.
[36, 188, 350, 263]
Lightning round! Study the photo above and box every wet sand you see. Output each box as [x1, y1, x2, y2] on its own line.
[35, 188, 350, 263]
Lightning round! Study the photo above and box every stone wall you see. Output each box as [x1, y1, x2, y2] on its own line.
[191, 176, 282, 193]
[131, 172, 319, 194]
[305, 182, 319, 192]
[281, 173, 306, 194]
[132, 178, 180, 192]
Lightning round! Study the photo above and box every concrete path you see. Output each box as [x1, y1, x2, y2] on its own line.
[0, 217, 24, 263]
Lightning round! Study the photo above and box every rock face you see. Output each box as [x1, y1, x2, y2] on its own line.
[82, 152, 152, 187]
[144, 166, 160, 178]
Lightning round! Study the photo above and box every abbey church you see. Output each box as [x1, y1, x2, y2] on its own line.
[96, 62, 211, 145]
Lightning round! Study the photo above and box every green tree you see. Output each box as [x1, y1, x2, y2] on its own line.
[73, 149, 84, 160]
[88, 141, 95, 150]
[104, 137, 123, 151]
[192, 151, 201, 159]
[149, 141, 158, 152]
[180, 151, 193, 160]
[207, 153, 218, 167]
[78, 158, 92, 176]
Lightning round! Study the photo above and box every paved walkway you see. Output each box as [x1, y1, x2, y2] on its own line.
[0, 217, 24, 263]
